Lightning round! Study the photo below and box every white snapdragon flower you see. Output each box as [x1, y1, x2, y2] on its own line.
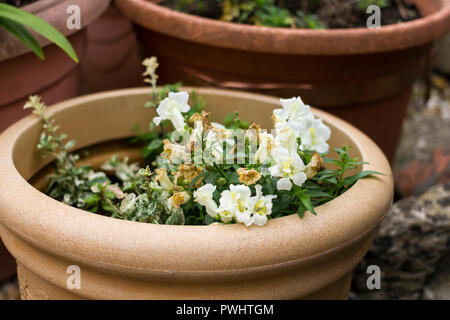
[273, 97, 314, 131]
[193, 184, 218, 218]
[254, 131, 274, 164]
[153, 91, 190, 134]
[299, 118, 331, 153]
[217, 184, 251, 224]
[269, 147, 307, 191]
[245, 185, 277, 227]
[273, 122, 298, 153]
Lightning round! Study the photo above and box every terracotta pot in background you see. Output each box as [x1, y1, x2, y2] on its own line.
[0, 0, 111, 283]
[0, 88, 393, 299]
[115, 0, 450, 163]
[81, 3, 143, 92]
[0, 0, 111, 133]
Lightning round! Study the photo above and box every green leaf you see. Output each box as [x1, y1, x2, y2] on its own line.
[307, 190, 333, 198]
[64, 140, 75, 150]
[343, 170, 382, 186]
[299, 193, 317, 216]
[204, 214, 216, 225]
[146, 139, 163, 152]
[83, 193, 101, 206]
[0, 3, 78, 62]
[0, 16, 43, 59]
[296, 206, 306, 219]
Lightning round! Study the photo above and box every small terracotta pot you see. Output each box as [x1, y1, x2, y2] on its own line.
[81, 4, 143, 92]
[0, 0, 112, 133]
[0, 0, 111, 282]
[115, 0, 450, 162]
[0, 88, 393, 299]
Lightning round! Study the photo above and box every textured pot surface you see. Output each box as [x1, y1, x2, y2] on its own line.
[0, 88, 393, 299]
[81, 4, 143, 92]
[0, 30, 86, 133]
[115, 0, 450, 162]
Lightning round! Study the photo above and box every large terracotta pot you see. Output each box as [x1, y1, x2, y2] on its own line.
[0, 0, 111, 133]
[0, 0, 111, 282]
[0, 88, 393, 299]
[115, 0, 450, 163]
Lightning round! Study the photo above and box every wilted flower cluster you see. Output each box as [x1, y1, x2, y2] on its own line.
[30, 57, 377, 228]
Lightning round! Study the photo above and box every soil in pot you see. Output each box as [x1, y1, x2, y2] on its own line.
[162, 0, 421, 28]
[160, 0, 420, 29]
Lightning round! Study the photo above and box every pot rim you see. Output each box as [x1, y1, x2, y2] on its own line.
[0, 0, 111, 62]
[0, 87, 393, 274]
[115, 0, 450, 55]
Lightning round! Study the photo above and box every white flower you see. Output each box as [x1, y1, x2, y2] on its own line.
[153, 91, 190, 134]
[217, 184, 251, 224]
[269, 147, 307, 191]
[299, 118, 331, 153]
[245, 185, 276, 227]
[273, 97, 314, 131]
[273, 122, 298, 153]
[154, 168, 174, 192]
[255, 131, 274, 164]
[193, 184, 218, 218]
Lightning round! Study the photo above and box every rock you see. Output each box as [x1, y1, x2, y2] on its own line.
[394, 75, 450, 197]
[434, 34, 450, 75]
[352, 183, 450, 299]
[0, 279, 20, 300]
[423, 254, 450, 300]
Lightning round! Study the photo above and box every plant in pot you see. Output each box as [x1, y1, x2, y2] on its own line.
[0, 57, 393, 299]
[114, 0, 450, 163]
[0, 0, 111, 133]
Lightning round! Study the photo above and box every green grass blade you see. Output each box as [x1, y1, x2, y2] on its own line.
[0, 3, 78, 62]
[0, 16, 43, 59]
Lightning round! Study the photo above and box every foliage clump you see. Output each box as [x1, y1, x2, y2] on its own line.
[163, 0, 419, 29]
[27, 57, 380, 227]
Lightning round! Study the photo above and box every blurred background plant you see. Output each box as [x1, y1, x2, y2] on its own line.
[162, 0, 419, 28]
[0, 1, 78, 61]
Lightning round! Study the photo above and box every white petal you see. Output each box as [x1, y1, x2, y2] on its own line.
[313, 141, 329, 153]
[153, 116, 163, 125]
[293, 172, 307, 186]
[269, 164, 280, 177]
[291, 151, 305, 169]
[235, 210, 252, 226]
[277, 178, 292, 191]
[253, 214, 268, 227]
[170, 91, 190, 112]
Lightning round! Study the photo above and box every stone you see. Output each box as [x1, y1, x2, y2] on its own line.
[352, 183, 450, 299]
[0, 279, 20, 300]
